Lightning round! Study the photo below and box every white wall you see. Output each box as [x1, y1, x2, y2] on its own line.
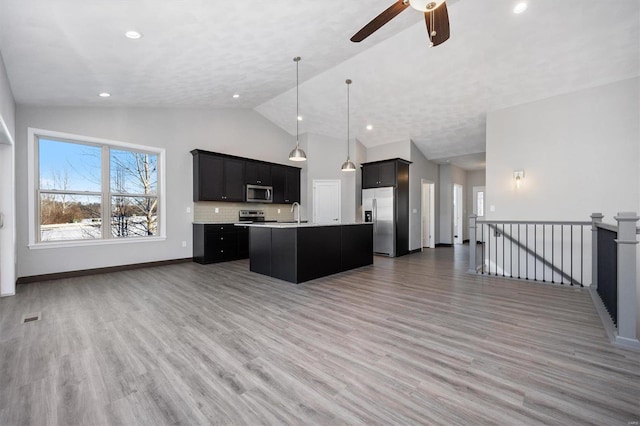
[0, 51, 16, 296]
[409, 142, 439, 250]
[15, 106, 297, 278]
[366, 140, 410, 163]
[486, 78, 639, 221]
[305, 133, 358, 223]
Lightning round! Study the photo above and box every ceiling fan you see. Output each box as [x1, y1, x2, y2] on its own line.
[350, 0, 450, 47]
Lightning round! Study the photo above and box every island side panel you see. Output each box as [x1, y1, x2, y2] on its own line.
[296, 226, 342, 283]
[341, 224, 374, 271]
[249, 227, 272, 276]
[271, 228, 297, 283]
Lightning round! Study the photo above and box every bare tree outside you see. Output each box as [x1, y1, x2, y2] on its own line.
[38, 138, 159, 242]
[110, 150, 158, 238]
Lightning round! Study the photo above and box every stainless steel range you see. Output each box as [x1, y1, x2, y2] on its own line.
[239, 209, 268, 223]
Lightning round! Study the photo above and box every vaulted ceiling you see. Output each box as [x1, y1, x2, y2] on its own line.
[0, 0, 638, 162]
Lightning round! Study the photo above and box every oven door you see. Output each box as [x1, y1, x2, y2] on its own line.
[246, 185, 273, 203]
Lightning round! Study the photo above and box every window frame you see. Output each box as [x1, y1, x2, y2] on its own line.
[28, 128, 166, 249]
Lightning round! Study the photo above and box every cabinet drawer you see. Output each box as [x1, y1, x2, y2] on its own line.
[204, 224, 237, 233]
[206, 234, 237, 248]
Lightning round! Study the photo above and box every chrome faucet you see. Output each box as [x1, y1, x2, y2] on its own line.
[291, 202, 301, 224]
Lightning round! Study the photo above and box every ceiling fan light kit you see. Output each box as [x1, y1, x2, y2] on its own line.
[350, 0, 450, 47]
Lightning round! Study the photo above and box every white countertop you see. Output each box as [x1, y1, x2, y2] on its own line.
[234, 222, 371, 228]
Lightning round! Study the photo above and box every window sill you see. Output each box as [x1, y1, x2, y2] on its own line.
[28, 236, 167, 250]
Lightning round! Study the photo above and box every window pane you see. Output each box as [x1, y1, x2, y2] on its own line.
[40, 194, 101, 241]
[110, 149, 158, 195]
[111, 196, 158, 237]
[39, 139, 101, 192]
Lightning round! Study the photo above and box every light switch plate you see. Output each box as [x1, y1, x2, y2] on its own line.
[186, 207, 191, 213]
[214, 207, 219, 214]
[412, 208, 418, 214]
[490, 205, 496, 212]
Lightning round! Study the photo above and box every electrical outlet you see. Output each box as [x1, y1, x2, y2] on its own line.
[490, 205, 496, 212]
[186, 207, 191, 213]
[277, 208, 281, 214]
[214, 207, 219, 214]
[181, 241, 187, 247]
[412, 208, 417, 214]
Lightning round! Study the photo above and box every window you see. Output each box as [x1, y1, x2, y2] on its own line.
[29, 129, 165, 246]
[477, 191, 485, 217]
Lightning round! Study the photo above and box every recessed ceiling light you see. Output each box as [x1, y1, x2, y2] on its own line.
[232, 94, 240, 98]
[125, 31, 142, 39]
[98, 92, 111, 97]
[297, 116, 303, 121]
[513, 2, 527, 14]
[366, 124, 373, 131]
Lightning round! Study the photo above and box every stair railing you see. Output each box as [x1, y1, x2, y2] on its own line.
[468, 216, 591, 286]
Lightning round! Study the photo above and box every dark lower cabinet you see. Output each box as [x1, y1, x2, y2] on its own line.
[193, 224, 249, 264]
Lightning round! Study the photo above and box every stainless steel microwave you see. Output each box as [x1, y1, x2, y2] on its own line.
[246, 185, 273, 203]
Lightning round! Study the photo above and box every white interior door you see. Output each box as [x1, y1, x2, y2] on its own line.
[421, 181, 435, 249]
[453, 184, 463, 244]
[312, 180, 341, 224]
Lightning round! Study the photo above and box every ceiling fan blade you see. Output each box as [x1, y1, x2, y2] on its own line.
[350, 1, 410, 42]
[424, 1, 450, 46]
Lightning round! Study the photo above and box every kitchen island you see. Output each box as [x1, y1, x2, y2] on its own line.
[239, 222, 373, 284]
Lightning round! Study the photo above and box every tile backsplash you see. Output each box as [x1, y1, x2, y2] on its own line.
[194, 202, 295, 223]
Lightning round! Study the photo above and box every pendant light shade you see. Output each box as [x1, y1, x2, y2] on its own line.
[289, 57, 307, 162]
[341, 79, 356, 172]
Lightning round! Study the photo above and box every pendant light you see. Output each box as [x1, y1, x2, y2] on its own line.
[288, 57, 307, 162]
[341, 79, 356, 172]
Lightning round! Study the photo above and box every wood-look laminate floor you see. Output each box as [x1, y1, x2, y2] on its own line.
[1, 246, 639, 425]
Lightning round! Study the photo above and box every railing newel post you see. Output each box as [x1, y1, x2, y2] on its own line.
[614, 212, 639, 345]
[468, 214, 477, 274]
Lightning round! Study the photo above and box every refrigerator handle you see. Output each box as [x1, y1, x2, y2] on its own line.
[372, 198, 377, 232]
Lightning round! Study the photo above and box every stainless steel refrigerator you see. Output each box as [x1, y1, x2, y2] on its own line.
[362, 187, 395, 256]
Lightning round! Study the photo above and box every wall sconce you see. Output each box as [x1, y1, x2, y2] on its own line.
[514, 170, 524, 188]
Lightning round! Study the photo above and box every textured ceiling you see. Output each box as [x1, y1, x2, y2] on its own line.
[256, 0, 640, 159]
[1, 0, 638, 162]
[0, 0, 419, 107]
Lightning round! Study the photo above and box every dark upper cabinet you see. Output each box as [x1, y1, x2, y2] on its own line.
[196, 154, 224, 200]
[285, 167, 300, 203]
[245, 161, 272, 185]
[272, 165, 300, 204]
[192, 150, 245, 201]
[223, 158, 245, 201]
[271, 165, 286, 203]
[362, 160, 398, 188]
[192, 149, 300, 203]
